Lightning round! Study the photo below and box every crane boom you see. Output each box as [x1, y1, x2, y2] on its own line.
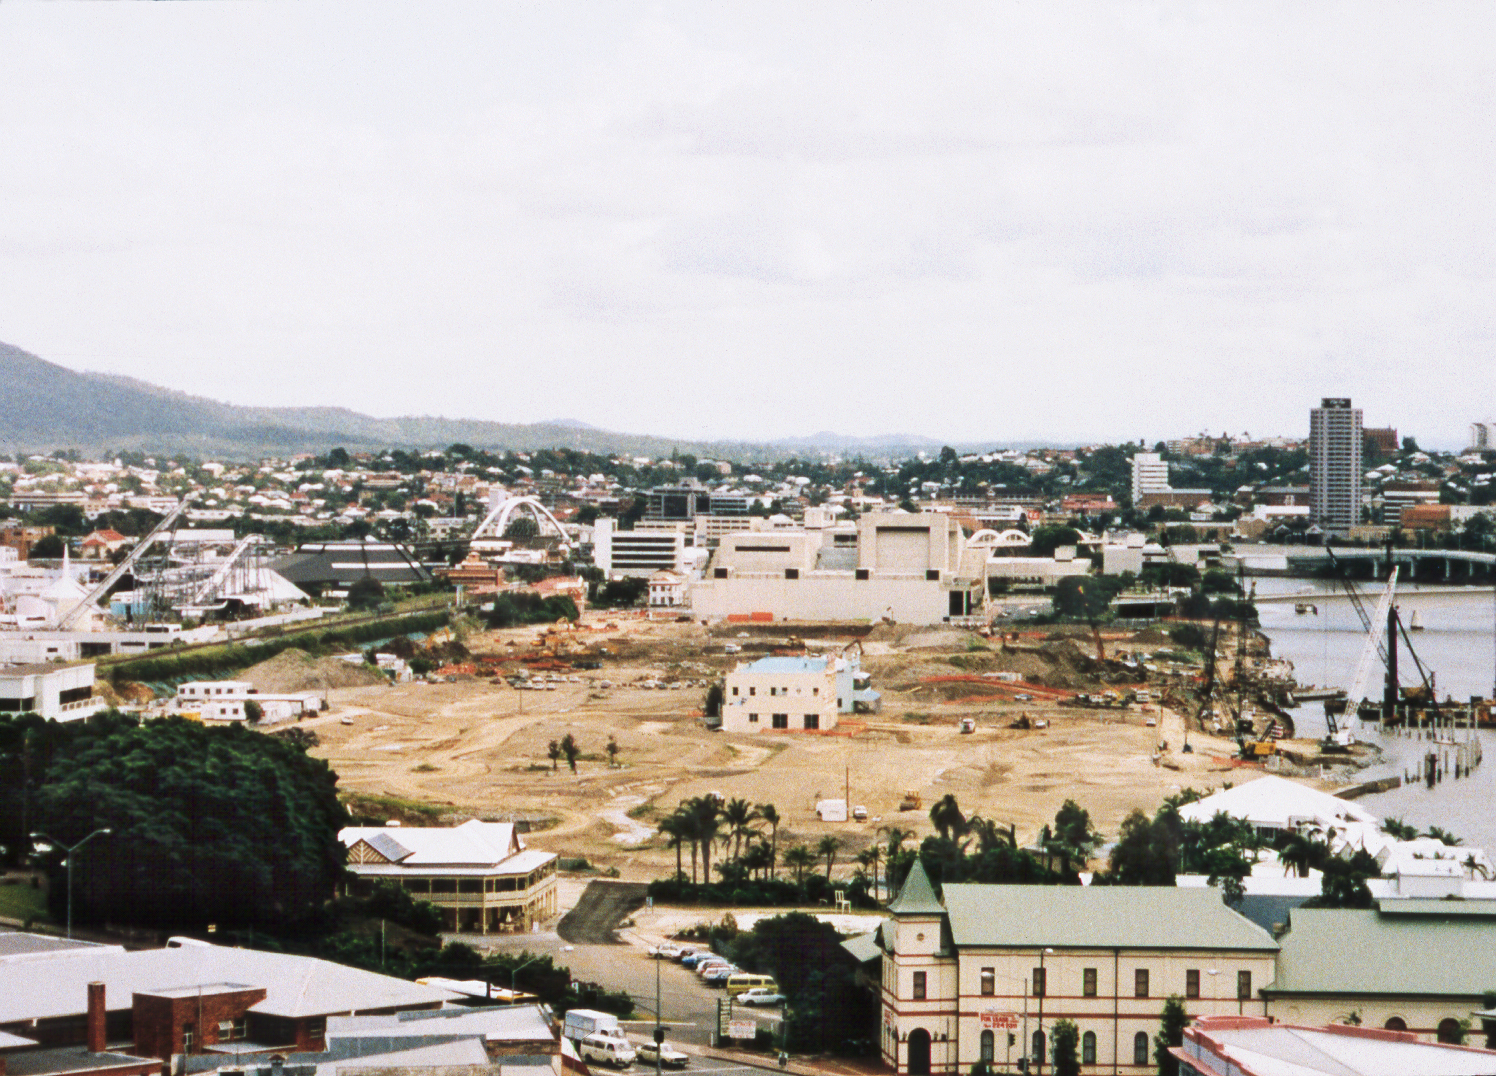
[58, 499, 190, 629]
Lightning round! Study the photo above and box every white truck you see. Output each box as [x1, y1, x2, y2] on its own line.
[564, 1009, 624, 1044]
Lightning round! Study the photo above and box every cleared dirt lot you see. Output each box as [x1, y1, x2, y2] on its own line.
[309, 616, 1251, 879]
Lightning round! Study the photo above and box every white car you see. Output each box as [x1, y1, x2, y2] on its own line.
[636, 1041, 689, 1069]
[737, 988, 785, 1007]
[650, 944, 683, 960]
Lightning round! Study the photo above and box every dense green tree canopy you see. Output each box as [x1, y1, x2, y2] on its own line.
[2, 712, 348, 929]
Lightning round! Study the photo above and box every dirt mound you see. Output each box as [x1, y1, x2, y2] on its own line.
[241, 648, 388, 693]
[902, 628, 984, 651]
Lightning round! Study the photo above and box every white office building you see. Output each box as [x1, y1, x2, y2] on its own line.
[690, 511, 987, 625]
[1309, 398, 1363, 535]
[1130, 452, 1171, 502]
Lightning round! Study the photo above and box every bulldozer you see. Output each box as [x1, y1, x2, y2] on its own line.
[898, 789, 923, 812]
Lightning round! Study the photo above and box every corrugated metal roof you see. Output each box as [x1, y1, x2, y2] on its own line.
[327, 1003, 553, 1042]
[942, 884, 1279, 951]
[340, 820, 523, 868]
[1269, 908, 1496, 997]
[0, 942, 460, 1023]
[840, 931, 882, 965]
[1195, 1023, 1496, 1076]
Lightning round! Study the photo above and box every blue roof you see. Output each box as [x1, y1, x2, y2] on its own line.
[743, 656, 828, 674]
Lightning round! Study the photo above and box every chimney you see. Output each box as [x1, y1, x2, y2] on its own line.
[87, 982, 106, 1053]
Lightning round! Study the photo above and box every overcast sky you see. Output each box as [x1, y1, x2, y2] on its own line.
[1, 2, 1492, 448]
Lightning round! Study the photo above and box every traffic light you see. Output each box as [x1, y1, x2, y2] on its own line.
[1008, 1034, 1016, 1048]
[1017, 1059, 1028, 1074]
[653, 1028, 665, 1045]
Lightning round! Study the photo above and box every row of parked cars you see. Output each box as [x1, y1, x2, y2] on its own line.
[647, 944, 785, 1006]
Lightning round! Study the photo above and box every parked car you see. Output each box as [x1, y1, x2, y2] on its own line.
[581, 1034, 637, 1068]
[695, 960, 732, 978]
[650, 944, 683, 960]
[701, 965, 738, 984]
[681, 952, 717, 969]
[736, 988, 785, 1007]
[636, 1041, 689, 1069]
[674, 947, 700, 963]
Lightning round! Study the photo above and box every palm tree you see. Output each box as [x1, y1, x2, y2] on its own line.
[671, 808, 701, 883]
[1426, 825, 1463, 847]
[1278, 831, 1326, 878]
[688, 796, 722, 883]
[880, 825, 913, 859]
[755, 803, 781, 873]
[929, 793, 967, 842]
[783, 844, 815, 889]
[855, 845, 881, 898]
[742, 840, 773, 880]
[817, 835, 841, 881]
[658, 812, 688, 882]
[722, 797, 755, 861]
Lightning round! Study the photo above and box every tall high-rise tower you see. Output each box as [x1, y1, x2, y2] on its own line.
[1309, 398, 1363, 534]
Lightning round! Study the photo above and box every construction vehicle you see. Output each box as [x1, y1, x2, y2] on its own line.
[959, 717, 976, 734]
[898, 790, 923, 811]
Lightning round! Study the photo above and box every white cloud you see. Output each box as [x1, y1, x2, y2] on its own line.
[0, 1, 1493, 447]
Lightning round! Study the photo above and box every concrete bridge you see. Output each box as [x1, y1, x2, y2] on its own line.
[1279, 547, 1496, 582]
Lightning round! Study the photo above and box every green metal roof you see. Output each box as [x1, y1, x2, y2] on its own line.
[841, 930, 882, 964]
[887, 859, 946, 916]
[1268, 908, 1496, 997]
[940, 884, 1279, 952]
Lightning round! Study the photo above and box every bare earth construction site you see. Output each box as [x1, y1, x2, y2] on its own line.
[304, 614, 1289, 878]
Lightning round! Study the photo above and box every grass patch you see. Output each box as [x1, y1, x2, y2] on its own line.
[341, 791, 446, 825]
[901, 712, 933, 725]
[525, 763, 553, 772]
[627, 802, 662, 821]
[0, 881, 48, 924]
[410, 763, 439, 773]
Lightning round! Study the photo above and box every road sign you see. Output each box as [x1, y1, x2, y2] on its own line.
[729, 1021, 757, 1041]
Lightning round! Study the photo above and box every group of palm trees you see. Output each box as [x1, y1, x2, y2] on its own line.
[655, 796, 847, 888]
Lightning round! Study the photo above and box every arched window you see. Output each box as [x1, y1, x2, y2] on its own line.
[1439, 1018, 1465, 1045]
[1133, 1031, 1150, 1066]
[1384, 1017, 1407, 1032]
[980, 1030, 994, 1063]
[1082, 1031, 1097, 1065]
[1032, 1031, 1045, 1066]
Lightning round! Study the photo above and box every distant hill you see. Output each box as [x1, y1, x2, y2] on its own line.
[0, 341, 1051, 461]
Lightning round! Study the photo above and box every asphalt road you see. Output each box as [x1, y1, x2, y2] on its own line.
[452, 925, 780, 1048]
[557, 881, 649, 944]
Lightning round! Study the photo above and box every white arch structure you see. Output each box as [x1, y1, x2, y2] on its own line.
[470, 495, 572, 548]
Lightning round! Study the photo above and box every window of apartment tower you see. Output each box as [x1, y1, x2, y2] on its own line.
[1186, 969, 1200, 999]
[979, 968, 995, 996]
[912, 971, 926, 1000]
[1238, 971, 1252, 1000]
[1135, 968, 1149, 998]
[1082, 968, 1097, 997]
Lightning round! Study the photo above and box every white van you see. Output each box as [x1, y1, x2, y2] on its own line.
[581, 1034, 637, 1068]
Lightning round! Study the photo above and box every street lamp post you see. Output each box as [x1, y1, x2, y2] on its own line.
[29, 828, 112, 940]
[1036, 947, 1053, 1075]
[504, 952, 544, 1000]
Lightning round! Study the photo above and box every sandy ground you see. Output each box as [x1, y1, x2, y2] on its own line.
[306, 617, 1257, 880]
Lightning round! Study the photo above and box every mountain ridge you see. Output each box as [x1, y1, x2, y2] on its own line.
[0, 341, 1056, 461]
